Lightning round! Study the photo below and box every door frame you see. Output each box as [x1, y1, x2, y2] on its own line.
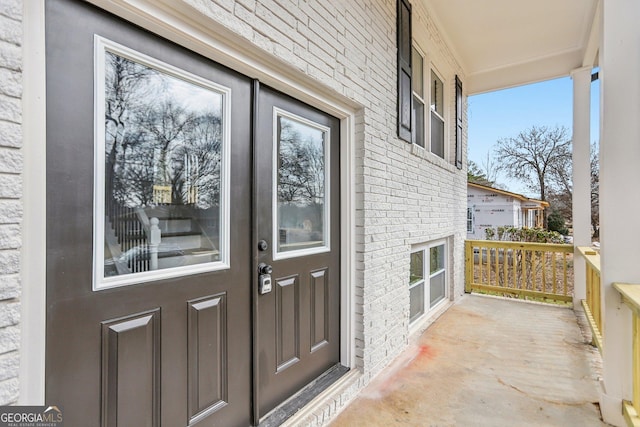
[21, 0, 357, 405]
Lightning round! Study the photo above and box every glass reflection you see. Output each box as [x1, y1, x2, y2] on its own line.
[103, 51, 223, 278]
[277, 115, 327, 253]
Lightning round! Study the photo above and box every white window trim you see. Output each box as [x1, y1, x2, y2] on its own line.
[409, 39, 450, 162]
[272, 107, 331, 261]
[467, 207, 474, 233]
[409, 239, 449, 325]
[93, 36, 233, 291]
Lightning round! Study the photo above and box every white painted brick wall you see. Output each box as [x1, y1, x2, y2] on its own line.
[178, 0, 467, 424]
[0, 0, 22, 406]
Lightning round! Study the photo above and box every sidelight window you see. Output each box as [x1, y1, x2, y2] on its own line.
[94, 37, 231, 290]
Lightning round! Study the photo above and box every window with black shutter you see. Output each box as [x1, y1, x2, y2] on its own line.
[397, 0, 412, 142]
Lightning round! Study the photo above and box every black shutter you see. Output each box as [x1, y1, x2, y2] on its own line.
[455, 75, 463, 169]
[397, 0, 412, 143]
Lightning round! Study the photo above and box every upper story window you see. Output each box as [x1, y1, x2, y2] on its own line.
[430, 69, 445, 158]
[409, 43, 447, 159]
[397, 0, 463, 169]
[467, 208, 473, 233]
[412, 46, 425, 148]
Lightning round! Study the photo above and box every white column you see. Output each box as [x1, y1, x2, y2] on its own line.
[570, 66, 591, 310]
[599, 0, 640, 425]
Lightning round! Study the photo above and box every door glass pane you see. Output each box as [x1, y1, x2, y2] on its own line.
[277, 114, 328, 254]
[102, 50, 225, 279]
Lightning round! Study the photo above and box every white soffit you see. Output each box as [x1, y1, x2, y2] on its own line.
[424, 0, 599, 94]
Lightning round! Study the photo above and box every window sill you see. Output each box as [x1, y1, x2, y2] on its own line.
[410, 143, 459, 174]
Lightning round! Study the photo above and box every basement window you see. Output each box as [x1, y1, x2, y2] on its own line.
[409, 240, 449, 324]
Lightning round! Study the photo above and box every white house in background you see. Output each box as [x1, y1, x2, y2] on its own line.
[467, 182, 548, 239]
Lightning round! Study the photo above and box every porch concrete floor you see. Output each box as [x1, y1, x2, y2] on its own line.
[331, 294, 607, 427]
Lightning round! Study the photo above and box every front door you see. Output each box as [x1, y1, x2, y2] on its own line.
[45, 1, 342, 425]
[254, 86, 341, 418]
[45, 1, 252, 426]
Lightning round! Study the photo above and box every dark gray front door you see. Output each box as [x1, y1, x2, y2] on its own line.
[45, 1, 252, 425]
[254, 85, 341, 418]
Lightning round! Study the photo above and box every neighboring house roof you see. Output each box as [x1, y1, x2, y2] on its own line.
[468, 182, 550, 208]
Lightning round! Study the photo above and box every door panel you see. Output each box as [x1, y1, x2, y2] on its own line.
[45, 1, 251, 426]
[101, 310, 160, 427]
[255, 86, 341, 418]
[275, 275, 301, 371]
[310, 268, 329, 350]
[187, 294, 227, 423]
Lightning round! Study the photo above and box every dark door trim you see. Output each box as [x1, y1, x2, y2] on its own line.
[251, 78, 261, 424]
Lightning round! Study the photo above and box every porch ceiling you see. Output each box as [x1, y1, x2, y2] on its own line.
[423, 0, 599, 94]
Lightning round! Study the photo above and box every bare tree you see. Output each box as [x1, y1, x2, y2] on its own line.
[480, 151, 500, 185]
[104, 52, 158, 203]
[468, 151, 503, 188]
[278, 120, 325, 205]
[175, 113, 223, 208]
[494, 125, 571, 203]
[590, 143, 599, 238]
[468, 160, 492, 186]
[545, 142, 599, 237]
[134, 100, 197, 204]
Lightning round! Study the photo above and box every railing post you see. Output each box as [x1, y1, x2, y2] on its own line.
[465, 241, 472, 293]
[633, 313, 640, 418]
[149, 217, 161, 271]
[614, 283, 640, 426]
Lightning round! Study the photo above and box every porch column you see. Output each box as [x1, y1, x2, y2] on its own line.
[570, 66, 591, 311]
[599, 0, 640, 425]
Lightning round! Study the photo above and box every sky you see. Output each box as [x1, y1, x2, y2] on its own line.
[467, 76, 600, 197]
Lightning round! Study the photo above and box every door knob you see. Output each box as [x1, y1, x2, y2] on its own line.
[258, 263, 273, 275]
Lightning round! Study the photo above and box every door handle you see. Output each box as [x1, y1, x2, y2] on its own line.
[258, 263, 273, 275]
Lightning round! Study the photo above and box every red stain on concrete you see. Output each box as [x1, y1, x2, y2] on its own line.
[406, 344, 436, 369]
[417, 344, 435, 360]
[359, 344, 439, 400]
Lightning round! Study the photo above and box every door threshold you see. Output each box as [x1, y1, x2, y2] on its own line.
[258, 364, 349, 427]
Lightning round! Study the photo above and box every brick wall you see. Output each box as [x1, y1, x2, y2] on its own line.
[0, 0, 23, 406]
[179, 1, 467, 423]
